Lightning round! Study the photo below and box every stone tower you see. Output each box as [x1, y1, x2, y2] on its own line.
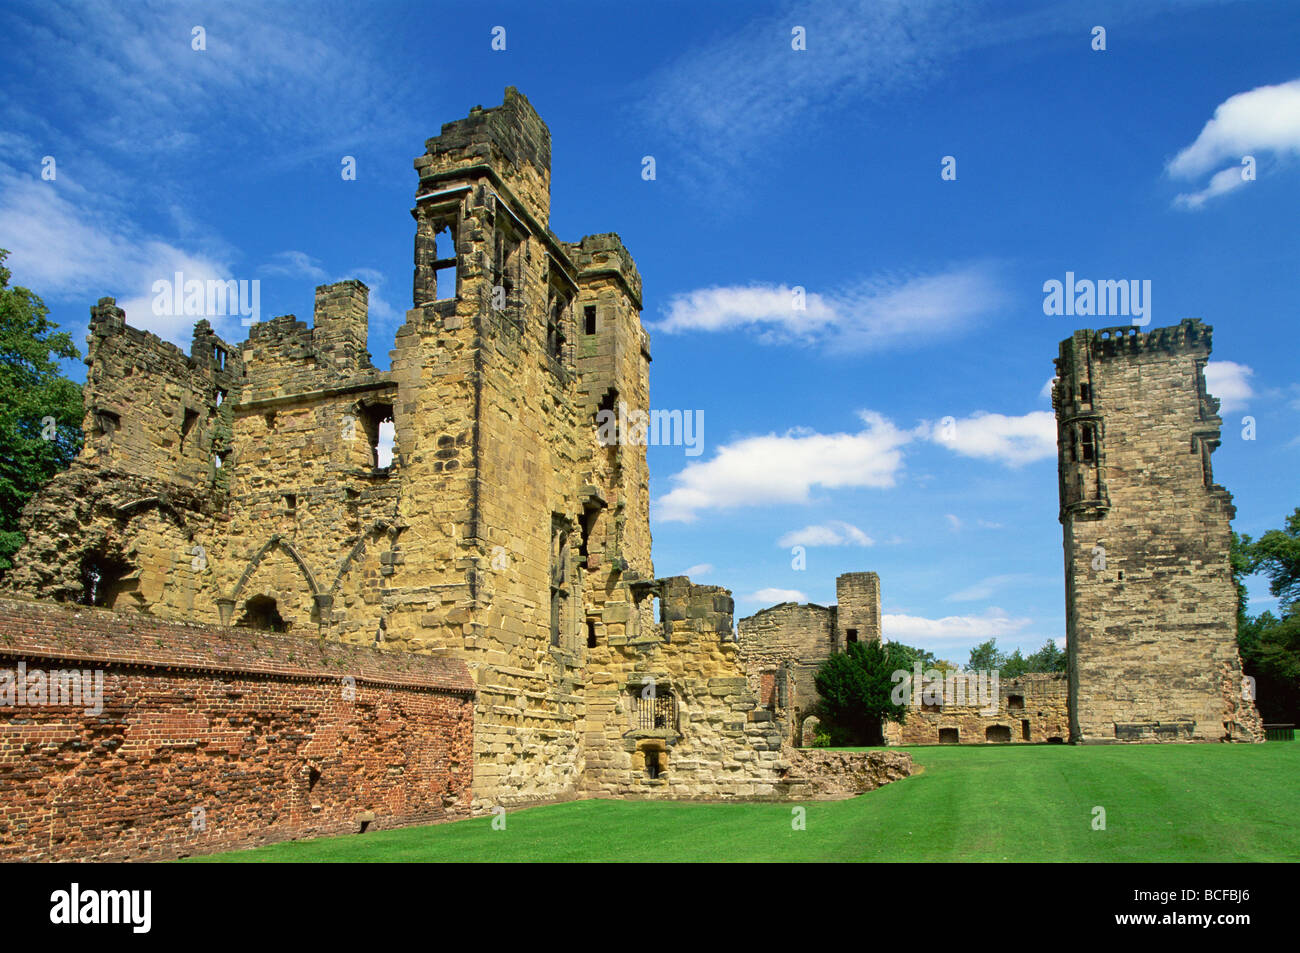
[1053, 320, 1261, 743]
[834, 571, 881, 647]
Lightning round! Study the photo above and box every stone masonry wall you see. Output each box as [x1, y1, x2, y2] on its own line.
[0, 596, 474, 861]
[1054, 321, 1262, 743]
[883, 673, 1069, 745]
[738, 601, 833, 729]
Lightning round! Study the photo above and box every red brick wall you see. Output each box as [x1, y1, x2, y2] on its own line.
[0, 597, 475, 861]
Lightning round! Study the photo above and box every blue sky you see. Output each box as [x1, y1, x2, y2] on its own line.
[2, 0, 1297, 663]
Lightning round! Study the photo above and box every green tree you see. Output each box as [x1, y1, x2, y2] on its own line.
[967, 638, 1005, 672]
[0, 250, 83, 572]
[1250, 509, 1300, 614]
[1024, 639, 1067, 673]
[812, 640, 915, 746]
[1000, 648, 1028, 679]
[1234, 509, 1300, 723]
[968, 638, 1064, 676]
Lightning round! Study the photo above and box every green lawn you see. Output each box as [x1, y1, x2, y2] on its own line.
[188, 743, 1299, 862]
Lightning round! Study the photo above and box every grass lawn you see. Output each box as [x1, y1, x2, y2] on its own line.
[187, 742, 1299, 862]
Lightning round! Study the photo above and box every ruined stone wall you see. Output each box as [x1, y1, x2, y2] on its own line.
[78, 300, 241, 486]
[1, 301, 239, 611]
[737, 572, 886, 743]
[738, 602, 834, 725]
[583, 577, 802, 799]
[883, 673, 1069, 745]
[0, 596, 474, 861]
[1054, 321, 1262, 743]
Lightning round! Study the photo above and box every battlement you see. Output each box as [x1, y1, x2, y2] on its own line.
[86, 299, 241, 383]
[313, 280, 372, 372]
[570, 233, 643, 309]
[79, 299, 240, 487]
[414, 87, 552, 226]
[1058, 318, 1213, 368]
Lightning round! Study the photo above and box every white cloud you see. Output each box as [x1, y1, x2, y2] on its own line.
[1169, 78, 1300, 179]
[0, 166, 238, 342]
[654, 264, 1006, 352]
[655, 284, 836, 337]
[4, 3, 410, 164]
[744, 588, 808, 605]
[778, 521, 873, 548]
[655, 410, 912, 522]
[377, 420, 395, 468]
[261, 251, 327, 282]
[347, 268, 399, 324]
[1168, 78, 1300, 207]
[945, 514, 962, 532]
[684, 563, 714, 577]
[1040, 377, 1056, 400]
[882, 607, 1034, 645]
[945, 573, 1033, 602]
[925, 410, 1057, 467]
[1205, 360, 1254, 414]
[1174, 165, 1251, 210]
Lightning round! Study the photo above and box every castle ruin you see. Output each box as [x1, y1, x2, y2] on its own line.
[0, 91, 1263, 861]
[0, 90, 912, 859]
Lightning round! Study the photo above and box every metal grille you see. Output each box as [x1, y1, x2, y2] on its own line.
[638, 692, 676, 731]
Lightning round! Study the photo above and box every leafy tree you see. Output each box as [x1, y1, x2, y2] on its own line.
[967, 639, 1004, 672]
[968, 638, 1065, 676]
[1024, 639, 1067, 674]
[1235, 510, 1300, 722]
[1001, 648, 1028, 679]
[0, 250, 83, 572]
[812, 640, 916, 746]
[1250, 509, 1300, 614]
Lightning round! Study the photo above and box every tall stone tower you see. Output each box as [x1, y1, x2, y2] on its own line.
[834, 571, 882, 646]
[1053, 320, 1261, 743]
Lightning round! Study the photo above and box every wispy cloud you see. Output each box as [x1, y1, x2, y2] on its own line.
[1205, 360, 1254, 414]
[639, 0, 1218, 191]
[743, 588, 808, 605]
[945, 573, 1035, 602]
[3, 2, 411, 165]
[261, 251, 327, 282]
[0, 164, 237, 340]
[1168, 77, 1300, 209]
[654, 264, 1006, 352]
[882, 607, 1034, 645]
[778, 521, 873, 548]
[924, 410, 1057, 467]
[684, 563, 715, 578]
[640, 0, 955, 187]
[656, 410, 912, 522]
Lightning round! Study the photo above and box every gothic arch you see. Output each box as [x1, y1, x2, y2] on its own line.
[327, 519, 397, 595]
[226, 535, 321, 604]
